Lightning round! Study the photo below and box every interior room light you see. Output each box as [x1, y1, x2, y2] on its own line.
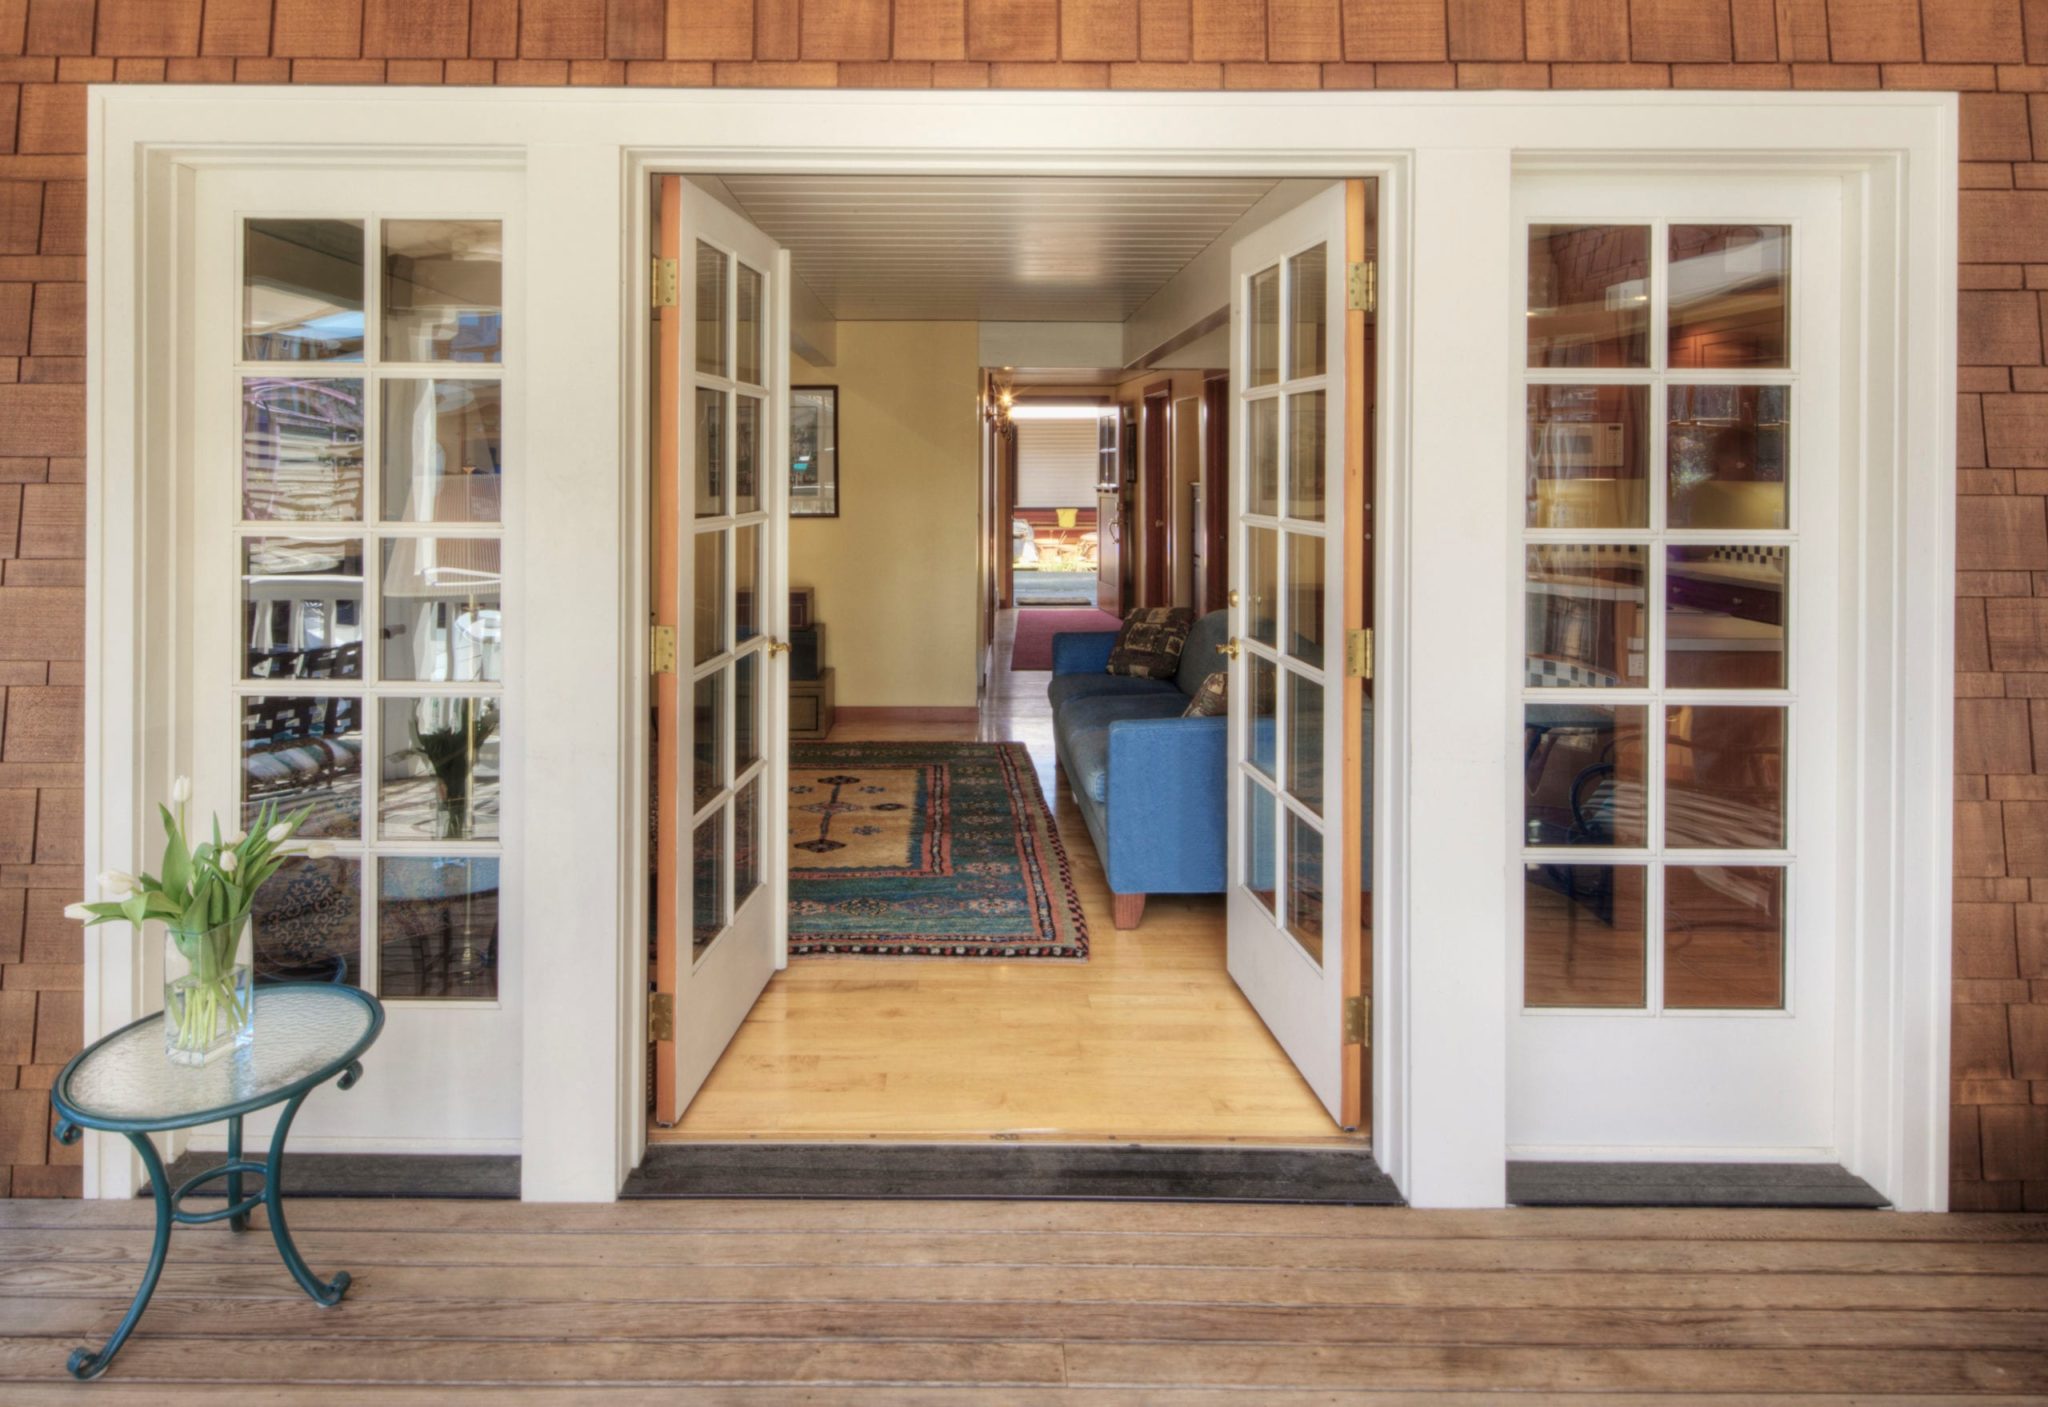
[1006, 402, 1116, 420]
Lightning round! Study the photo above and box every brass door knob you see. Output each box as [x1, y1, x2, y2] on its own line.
[1217, 637, 1242, 660]
[767, 639, 792, 656]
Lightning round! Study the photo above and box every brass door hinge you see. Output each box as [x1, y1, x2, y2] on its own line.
[1346, 259, 1376, 314]
[651, 257, 678, 309]
[1344, 994, 1370, 1047]
[650, 624, 677, 676]
[1345, 627, 1373, 680]
[649, 992, 674, 1042]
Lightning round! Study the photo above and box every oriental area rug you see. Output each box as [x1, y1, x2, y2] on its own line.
[786, 741, 1089, 961]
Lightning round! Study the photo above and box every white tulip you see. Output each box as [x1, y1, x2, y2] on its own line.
[97, 869, 138, 896]
[266, 822, 292, 843]
[63, 902, 93, 921]
[171, 776, 191, 804]
[299, 842, 335, 860]
[218, 850, 239, 875]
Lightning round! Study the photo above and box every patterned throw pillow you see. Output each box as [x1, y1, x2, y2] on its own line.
[1182, 671, 1229, 717]
[1107, 607, 1196, 679]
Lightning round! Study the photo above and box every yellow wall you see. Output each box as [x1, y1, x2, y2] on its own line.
[791, 321, 982, 708]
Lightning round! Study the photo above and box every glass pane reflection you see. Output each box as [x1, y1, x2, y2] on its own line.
[734, 522, 760, 644]
[242, 378, 366, 522]
[693, 811, 726, 959]
[242, 537, 364, 681]
[380, 220, 503, 363]
[1667, 384, 1788, 530]
[1285, 531, 1324, 667]
[696, 241, 727, 378]
[1287, 246, 1326, 378]
[1525, 384, 1649, 529]
[694, 669, 725, 811]
[1285, 811, 1324, 965]
[735, 652, 759, 773]
[695, 528, 726, 665]
[734, 779, 761, 910]
[1666, 545, 1785, 689]
[736, 264, 764, 386]
[1247, 526, 1278, 648]
[1669, 225, 1789, 369]
[252, 855, 361, 986]
[1287, 390, 1325, 521]
[1522, 705, 1647, 849]
[242, 695, 363, 840]
[377, 695, 500, 842]
[243, 218, 364, 362]
[1664, 864, 1785, 1009]
[1250, 264, 1280, 388]
[1287, 672, 1324, 815]
[1525, 545, 1647, 688]
[695, 388, 725, 518]
[1527, 224, 1650, 368]
[377, 856, 499, 1000]
[379, 537, 503, 683]
[380, 379, 503, 523]
[1247, 653, 1277, 780]
[1249, 396, 1278, 517]
[1244, 780, 1275, 914]
[734, 395, 762, 516]
[1665, 705, 1784, 850]
[1523, 864, 1647, 1008]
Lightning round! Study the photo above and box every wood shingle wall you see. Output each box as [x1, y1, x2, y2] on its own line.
[0, 0, 2040, 1209]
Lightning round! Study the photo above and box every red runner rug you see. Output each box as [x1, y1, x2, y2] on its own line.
[1009, 607, 1122, 672]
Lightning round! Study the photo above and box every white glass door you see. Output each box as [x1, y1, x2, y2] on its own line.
[652, 178, 789, 1122]
[1224, 183, 1361, 1126]
[1510, 173, 1844, 1157]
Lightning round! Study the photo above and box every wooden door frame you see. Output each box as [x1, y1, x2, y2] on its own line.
[1202, 373, 1230, 613]
[1340, 178, 1372, 1131]
[1140, 380, 1172, 607]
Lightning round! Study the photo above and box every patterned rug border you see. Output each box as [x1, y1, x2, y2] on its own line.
[788, 741, 1090, 962]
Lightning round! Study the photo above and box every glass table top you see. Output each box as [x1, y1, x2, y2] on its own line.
[59, 985, 379, 1128]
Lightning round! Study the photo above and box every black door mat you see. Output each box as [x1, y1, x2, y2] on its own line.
[1508, 1160, 1888, 1209]
[624, 1142, 1403, 1204]
[149, 1151, 520, 1200]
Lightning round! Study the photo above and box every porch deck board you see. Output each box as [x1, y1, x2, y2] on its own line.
[0, 1200, 2042, 1396]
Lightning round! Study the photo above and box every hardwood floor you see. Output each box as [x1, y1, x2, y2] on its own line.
[659, 610, 1346, 1145]
[3, 1197, 2045, 1399]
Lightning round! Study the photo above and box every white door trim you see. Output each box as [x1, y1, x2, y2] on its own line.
[88, 87, 1955, 1208]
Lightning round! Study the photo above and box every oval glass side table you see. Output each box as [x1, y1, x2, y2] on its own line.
[48, 982, 385, 1380]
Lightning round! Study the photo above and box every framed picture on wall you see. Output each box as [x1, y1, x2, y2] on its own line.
[789, 588, 815, 630]
[790, 385, 839, 518]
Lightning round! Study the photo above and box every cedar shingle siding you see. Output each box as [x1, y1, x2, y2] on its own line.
[0, 0, 2040, 1209]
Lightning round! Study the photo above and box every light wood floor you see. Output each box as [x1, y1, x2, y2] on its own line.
[4, 1197, 2046, 1399]
[660, 610, 1346, 1145]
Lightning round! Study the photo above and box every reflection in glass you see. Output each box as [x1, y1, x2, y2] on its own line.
[1286, 812, 1324, 964]
[693, 812, 725, 959]
[1527, 224, 1650, 368]
[735, 652, 759, 773]
[1522, 705, 1647, 848]
[1287, 672, 1324, 815]
[1665, 705, 1784, 849]
[380, 538, 503, 683]
[380, 379, 503, 523]
[1287, 390, 1325, 520]
[1249, 396, 1278, 516]
[696, 241, 727, 378]
[1245, 780, 1275, 913]
[695, 388, 724, 518]
[1667, 385, 1788, 530]
[1664, 864, 1785, 1009]
[1666, 545, 1785, 689]
[242, 377, 365, 522]
[734, 779, 761, 910]
[1285, 531, 1324, 667]
[242, 695, 363, 840]
[1525, 545, 1647, 687]
[734, 395, 762, 516]
[734, 523, 760, 644]
[736, 264, 764, 386]
[1523, 864, 1647, 1008]
[695, 528, 725, 664]
[694, 670, 724, 811]
[243, 219, 365, 361]
[1669, 225, 1789, 369]
[1247, 526, 1278, 649]
[1248, 653, 1277, 779]
[1250, 264, 1280, 388]
[242, 537, 364, 681]
[378, 695, 500, 842]
[252, 855, 361, 985]
[381, 220, 503, 363]
[1525, 384, 1648, 529]
[1288, 246, 1327, 378]
[377, 856, 499, 1001]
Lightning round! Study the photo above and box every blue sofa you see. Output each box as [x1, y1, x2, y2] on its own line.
[1048, 611, 1232, 929]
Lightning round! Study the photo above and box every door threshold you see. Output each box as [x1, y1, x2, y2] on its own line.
[623, 1140, 1403, 1204]
[150, 1151, 520, 1201]
[1507, 1160, 1888, 1209]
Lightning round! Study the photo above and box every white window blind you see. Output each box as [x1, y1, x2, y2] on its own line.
[1015, 419, 1100, 508]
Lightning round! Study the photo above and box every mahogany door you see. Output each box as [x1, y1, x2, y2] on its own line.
[1141, 382, 1171, 607]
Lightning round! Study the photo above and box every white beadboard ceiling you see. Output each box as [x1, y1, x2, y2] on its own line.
[704, 175, 1279, 323]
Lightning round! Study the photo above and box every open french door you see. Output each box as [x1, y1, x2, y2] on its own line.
[652, 176, 791, 1124]
[1225, 181, 1371, 1130]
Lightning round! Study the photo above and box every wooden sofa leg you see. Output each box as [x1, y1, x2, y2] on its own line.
[1111, 892, 1147, 929]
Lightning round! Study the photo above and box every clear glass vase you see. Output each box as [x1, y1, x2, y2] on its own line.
[163, 920, 254, 1066]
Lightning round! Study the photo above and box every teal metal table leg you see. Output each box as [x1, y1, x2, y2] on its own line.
[262, 1064, 359, 1306]
[226, 1115, 249, 1233]
[56, 1125, 171, 1381]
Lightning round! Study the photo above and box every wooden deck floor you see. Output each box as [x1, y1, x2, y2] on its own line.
[2, 1197, 2046, 1400]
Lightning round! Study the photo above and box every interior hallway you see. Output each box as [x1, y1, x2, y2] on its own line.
[656, 609, 1347, 1144]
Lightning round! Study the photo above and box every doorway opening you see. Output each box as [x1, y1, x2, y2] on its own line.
[644, 173, 1379, 1159]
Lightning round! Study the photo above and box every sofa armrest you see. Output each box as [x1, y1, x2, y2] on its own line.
[1103, 715, 1228, 895]
[1051, 630, 1119, 676]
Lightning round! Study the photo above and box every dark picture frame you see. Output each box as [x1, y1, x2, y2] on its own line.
[789, 588, 815, 630]
[790, 385, 839, 518]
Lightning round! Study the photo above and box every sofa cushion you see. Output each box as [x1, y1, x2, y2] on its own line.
[1047, 671, 1179, 712]
[1174, 611, 1234, 696]
[1056, 693, 1189, 804]
[1181, 670, 1229, 717]
[1107, 606, 1195, 678]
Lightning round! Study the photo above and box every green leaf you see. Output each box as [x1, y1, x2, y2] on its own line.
[159, 805, 190, 899]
